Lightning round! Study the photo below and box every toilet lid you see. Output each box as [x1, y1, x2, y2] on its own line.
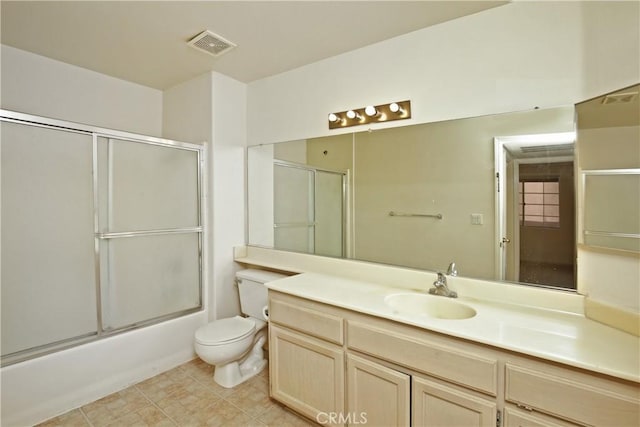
[195, 316, 255, 345]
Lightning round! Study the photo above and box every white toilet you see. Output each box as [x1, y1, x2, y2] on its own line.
[194, 269, 286, 388]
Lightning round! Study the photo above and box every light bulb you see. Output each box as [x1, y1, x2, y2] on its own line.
[389, 102, 400, 113]
[328, 113, 339, 122]
[365, 106, 377, 117]
[346, 110, 358, 119]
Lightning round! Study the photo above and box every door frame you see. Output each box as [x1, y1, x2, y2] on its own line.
[494, 132, 576, 281]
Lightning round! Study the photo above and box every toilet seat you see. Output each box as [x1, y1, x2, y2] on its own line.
[195, 316, 255, 346]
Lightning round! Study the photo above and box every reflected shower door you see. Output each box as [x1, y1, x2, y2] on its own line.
[315, 171, 344, 257]
[273, 164, 315, 253]
[583, 171, 640, 252]
[1, 121, 98, 357]
[273, 162, 345, 257]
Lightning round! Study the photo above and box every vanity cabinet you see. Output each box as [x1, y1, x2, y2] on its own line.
[268, 290, 640, 427]
[346, 312, 500, 427]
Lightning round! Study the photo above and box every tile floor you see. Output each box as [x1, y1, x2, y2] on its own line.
[37, 359, 316, 427]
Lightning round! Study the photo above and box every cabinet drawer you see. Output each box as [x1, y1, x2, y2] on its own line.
[505, 363, 640, 426]
[347, 320, 498, 395]
[269, 294, 344, 344]
[503, 406, 580, 427]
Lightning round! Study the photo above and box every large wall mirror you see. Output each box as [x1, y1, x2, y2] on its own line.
[248, 84, 639, 291]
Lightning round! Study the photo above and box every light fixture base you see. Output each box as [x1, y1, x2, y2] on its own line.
[329, 100, 411, 129]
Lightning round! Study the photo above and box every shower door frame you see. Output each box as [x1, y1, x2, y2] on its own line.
[0, 109, 205, 366]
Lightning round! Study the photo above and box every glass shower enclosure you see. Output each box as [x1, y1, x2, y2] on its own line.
[1, 110, 204, 365]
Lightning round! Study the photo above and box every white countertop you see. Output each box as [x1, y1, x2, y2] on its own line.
[266, 272, 640, 383]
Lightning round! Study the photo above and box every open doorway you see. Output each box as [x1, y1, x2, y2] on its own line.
[517, 162, 575, 288]
[495, 133, 576, 289]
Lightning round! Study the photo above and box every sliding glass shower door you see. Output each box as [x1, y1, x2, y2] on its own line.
[96, 137, 202, 331]
[1, 112, 203, 365]
[1, 121, 99, 357]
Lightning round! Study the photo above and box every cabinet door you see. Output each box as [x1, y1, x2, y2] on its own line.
[347, 354, 410, 427]
[413, 376, 496, 427]
[269, 324, 345, 425]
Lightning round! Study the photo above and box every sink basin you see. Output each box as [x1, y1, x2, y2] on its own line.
[384, 293, 477, 320]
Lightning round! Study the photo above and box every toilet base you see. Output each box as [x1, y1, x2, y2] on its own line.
[213, 335, 267, 388]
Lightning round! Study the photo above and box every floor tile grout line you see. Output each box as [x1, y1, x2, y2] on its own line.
[179, 366, 258, 418]
[179, 363, 277, 424]
[133, 383, 181, 427]
[131, 362, 254, 425]
[78, 407, 95, 427]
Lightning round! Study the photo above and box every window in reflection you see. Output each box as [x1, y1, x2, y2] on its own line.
[520, 179, 561, 227]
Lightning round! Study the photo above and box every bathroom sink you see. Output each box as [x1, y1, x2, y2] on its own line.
[384, 293, 477, 320]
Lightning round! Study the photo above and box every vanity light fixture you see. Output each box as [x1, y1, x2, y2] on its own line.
[328, 100, 411, 129]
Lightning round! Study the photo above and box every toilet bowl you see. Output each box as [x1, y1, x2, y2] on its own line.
[194, 269, 286, 388]
[195, 316, 267, 388]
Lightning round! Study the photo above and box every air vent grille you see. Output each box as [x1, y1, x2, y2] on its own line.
[520, 144, 574, 153]
[187, 30, 236, 57]
[602, 92, 638, 105]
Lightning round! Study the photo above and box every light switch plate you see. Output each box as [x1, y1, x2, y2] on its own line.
[471, 213, 483, 225]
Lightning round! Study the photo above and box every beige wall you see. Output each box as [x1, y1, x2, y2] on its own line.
[352, 107, 574, 279]
[274, 140, 307, 163]
[307, 134, 354, 172]
[578, 126, 640, 170]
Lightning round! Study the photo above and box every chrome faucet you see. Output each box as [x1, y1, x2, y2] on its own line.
[446, 262, 457, 277]
[429, 272, 458, 298]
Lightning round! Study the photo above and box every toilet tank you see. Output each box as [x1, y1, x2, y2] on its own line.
[236, 269, 287, 319]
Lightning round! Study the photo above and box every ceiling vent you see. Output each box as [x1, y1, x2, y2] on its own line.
[187, 30, 236, 57]
[601, 91, 638, 105]
[520, 143, 574, 153]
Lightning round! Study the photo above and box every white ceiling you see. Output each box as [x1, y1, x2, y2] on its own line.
[0, 1, 506, 90]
